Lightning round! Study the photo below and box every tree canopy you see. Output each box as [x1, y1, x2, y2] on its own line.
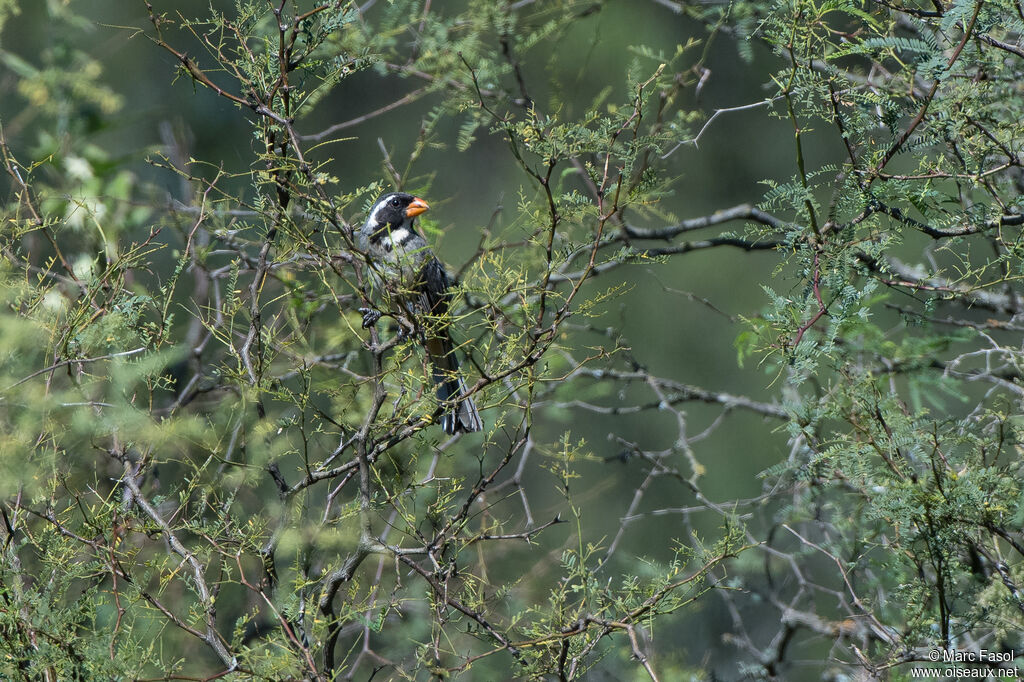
[2, 0, 1024, 679]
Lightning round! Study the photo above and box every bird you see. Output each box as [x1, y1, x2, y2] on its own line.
[357, 191, 483, 435]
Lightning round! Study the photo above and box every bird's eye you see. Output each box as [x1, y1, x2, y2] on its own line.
[389, 198, 401, 207]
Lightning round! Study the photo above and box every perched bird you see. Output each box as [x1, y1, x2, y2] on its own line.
[358, 192, 483, 434]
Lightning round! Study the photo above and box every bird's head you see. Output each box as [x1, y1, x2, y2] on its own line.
[362, 192, 430, 234]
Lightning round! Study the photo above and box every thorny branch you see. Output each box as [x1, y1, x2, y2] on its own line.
[6, 0, 1024, 679]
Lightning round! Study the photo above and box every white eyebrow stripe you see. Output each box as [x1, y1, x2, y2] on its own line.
[369, 202, 386, 227]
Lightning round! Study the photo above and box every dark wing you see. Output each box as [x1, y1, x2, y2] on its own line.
[417, 256, 458, 377]
[417, 256, 452, 319]
[416, 256, 483, 434]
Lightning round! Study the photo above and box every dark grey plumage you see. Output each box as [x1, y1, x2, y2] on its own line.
[358, 192, 483, 435]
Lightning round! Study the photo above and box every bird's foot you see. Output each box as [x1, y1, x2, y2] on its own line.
[393, 316, 419, 343]
[359, 307, 381, 329]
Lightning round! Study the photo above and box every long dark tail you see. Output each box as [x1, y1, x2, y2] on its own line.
[425, 336, 483, 435]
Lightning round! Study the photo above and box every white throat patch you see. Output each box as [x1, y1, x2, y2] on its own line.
[389, 227, 410, 244]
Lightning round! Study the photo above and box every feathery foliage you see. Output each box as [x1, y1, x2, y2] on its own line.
[1, 0, 1023, 679]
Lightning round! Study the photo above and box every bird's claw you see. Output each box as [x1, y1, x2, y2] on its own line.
[359, 307, 381, 329]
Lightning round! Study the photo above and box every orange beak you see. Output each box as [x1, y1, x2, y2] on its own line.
[405, 197, 430, 218]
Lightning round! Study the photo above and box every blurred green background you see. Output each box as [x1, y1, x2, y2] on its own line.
[0, 0, 845, 677]
[0, 2, 802, 503]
